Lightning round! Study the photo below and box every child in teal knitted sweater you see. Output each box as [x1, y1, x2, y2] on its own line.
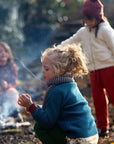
[18, 44, 98, 144]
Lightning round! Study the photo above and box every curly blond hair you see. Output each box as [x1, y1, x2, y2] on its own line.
[41, 44, 88, 77]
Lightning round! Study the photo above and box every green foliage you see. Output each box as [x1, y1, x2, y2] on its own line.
[0, 0, 113, 59]
[0, 1, 25, 57]
[19, 0, 84, 28]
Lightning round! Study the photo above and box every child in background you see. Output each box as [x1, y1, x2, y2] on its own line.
[59, 0, 114, 138]
[18, 44, 98, 144]
[0, 42, 19, 121]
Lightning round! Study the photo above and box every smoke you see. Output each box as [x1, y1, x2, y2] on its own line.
[0, 96, 17, 122]
[0, 59, 44, 122]
[0, 1, 53, 123]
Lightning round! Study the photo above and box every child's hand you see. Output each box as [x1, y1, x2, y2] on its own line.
[18, 94, 33, 110]
[23, 107, 30, 115]
[1, 80, 8, 89]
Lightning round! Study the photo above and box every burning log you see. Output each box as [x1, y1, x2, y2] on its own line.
[0, 120, 17, 130]
[0, 120, 31, 130]
[0, 128, 22, 134]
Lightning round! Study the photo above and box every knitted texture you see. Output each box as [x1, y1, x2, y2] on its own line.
[83, 0, 104, 19]
[42, 75, 74, 110]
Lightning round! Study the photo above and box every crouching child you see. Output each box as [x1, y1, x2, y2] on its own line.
[18, 44, 98, 144]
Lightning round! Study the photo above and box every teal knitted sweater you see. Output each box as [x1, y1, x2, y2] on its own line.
[32, 82, 98, 139]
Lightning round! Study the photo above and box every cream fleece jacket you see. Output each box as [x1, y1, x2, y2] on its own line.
[60, 21, 114, 72]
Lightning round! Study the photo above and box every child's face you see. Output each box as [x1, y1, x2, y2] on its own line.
[84, 17, 97, 29]
[42, 58, 56, 83]
[0, 46, 9, 65]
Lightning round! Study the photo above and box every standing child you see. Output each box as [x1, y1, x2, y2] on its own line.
[0, 42, 19, 121]
[18, 44, 98, 144]
[59, 0, 114, 137]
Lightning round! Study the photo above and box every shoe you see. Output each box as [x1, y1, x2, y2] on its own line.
[98, 129, 109, 137]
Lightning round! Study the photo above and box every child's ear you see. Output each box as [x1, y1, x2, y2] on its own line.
[60, 69, 65, 75]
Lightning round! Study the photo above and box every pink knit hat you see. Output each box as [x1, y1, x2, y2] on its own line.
[83, 0, 104, 19]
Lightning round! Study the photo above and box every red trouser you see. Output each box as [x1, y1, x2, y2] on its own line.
[90, 66, 114, 130]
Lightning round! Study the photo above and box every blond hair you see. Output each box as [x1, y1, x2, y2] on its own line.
[0, 42, 14, 65]
[41, 44, 88, 77]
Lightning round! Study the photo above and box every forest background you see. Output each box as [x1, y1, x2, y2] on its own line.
[0, 1, 114, 143]
[0, 0, 114, 94]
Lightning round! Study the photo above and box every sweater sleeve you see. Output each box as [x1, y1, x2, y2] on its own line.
[102, 24, 114, 58]
[29, 103, 39, 114]
[59, 27, 84, 46]
[31, 88, 63, 129]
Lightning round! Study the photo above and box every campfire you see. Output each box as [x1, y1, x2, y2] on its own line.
[0, 101, 31, 133]
[0, 119, 31, 131]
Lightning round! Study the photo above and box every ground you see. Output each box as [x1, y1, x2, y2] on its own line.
[0, 76, 114, 143]
[0, 96, 114, 144]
